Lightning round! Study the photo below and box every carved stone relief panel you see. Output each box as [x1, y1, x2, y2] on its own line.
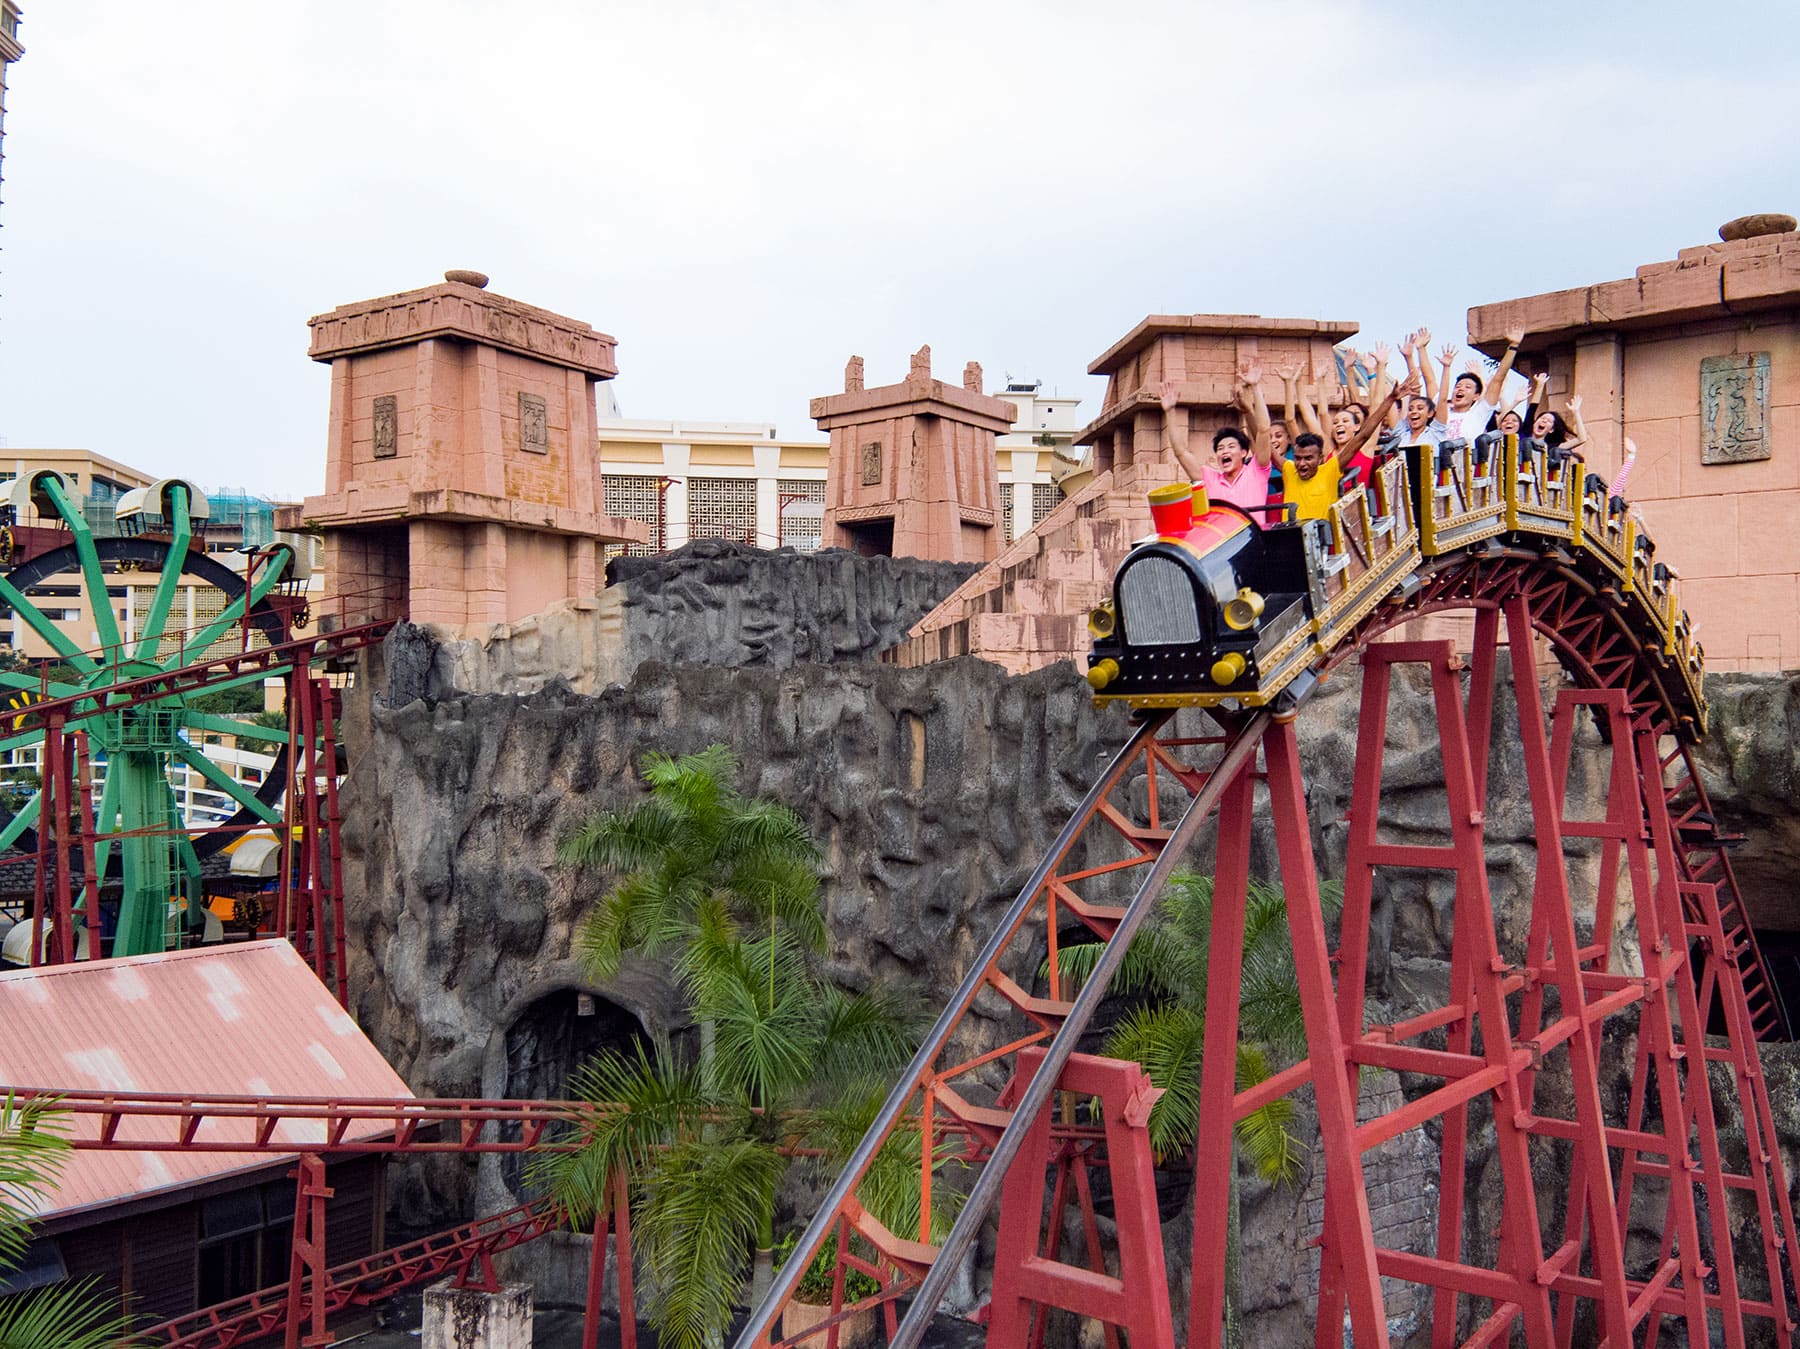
[520, 393, 549, 454]
[861, 440, 883, 486]
[372, 395, 398, 458]
[1700, 353, 1771, 465]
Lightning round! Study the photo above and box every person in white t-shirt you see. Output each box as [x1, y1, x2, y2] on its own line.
[1435, 330, 1524, 442]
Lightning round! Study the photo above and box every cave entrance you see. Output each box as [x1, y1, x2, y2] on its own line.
[501, 989, 648, 1194]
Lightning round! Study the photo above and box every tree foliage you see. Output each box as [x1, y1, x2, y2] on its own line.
[0, 1093, 145, 1347]
[542, 745, 925, 1349]
[1053, 871, 1341, 1182]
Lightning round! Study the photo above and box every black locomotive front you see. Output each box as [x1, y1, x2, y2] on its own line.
[1087, 484, 1315, 710]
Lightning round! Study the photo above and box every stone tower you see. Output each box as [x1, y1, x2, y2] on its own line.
[290, 271, 647, 631]
[812, 346, 1015, 562]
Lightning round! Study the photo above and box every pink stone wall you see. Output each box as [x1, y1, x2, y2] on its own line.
[1620, 318, 1800, 671]
[296, 276, 645, 634]
[814, 349, 1014, 563]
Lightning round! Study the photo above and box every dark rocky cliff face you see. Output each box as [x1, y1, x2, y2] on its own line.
[340, 550, 1800, 1340]
[604, 539, 981, 673]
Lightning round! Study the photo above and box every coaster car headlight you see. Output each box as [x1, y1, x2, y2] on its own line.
[1222, 587, 1265, 632]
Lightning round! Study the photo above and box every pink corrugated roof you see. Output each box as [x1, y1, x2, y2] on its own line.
[0, 939, 413, 1221]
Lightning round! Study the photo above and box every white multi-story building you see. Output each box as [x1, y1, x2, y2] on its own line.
[992, 379, 1085, 544]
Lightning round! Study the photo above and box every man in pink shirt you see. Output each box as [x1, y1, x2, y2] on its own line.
[1199, 427, 1271, 512]
[1160, 380, 1273, 515]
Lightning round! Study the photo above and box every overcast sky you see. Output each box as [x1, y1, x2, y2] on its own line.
[0, 1, 1795, 499]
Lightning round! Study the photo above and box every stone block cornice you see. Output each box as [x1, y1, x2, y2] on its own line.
[308, 282, 618, 378]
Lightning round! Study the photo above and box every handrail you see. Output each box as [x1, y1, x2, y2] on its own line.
[885, 709, 1268, 1349]
[731, 711, 1172, 1348]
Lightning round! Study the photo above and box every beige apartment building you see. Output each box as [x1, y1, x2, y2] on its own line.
[0, 450, 319, 662]
[596, 379, 1084, 559]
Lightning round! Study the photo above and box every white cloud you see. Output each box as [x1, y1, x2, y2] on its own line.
[0, 0, 1795, 491]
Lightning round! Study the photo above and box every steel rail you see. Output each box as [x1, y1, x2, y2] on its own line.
[731, 711, 1172, 1349]
[882, 708, 1268, 1349]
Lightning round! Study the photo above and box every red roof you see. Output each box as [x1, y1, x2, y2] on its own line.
[0, 940, 412, 1221]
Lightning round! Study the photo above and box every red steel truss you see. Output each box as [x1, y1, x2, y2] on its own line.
[735, 556, 1798, 1349]
[143, 1194, 567, 1348]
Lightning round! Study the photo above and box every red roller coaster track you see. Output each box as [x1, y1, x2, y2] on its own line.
[11, 511, 1799, 1347]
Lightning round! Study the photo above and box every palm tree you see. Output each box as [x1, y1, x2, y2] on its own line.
[549, 746, 921, 1349]
[558, 745, 827, 981]
[1053, 870, 1341, 1345]
[533, 919, 916, 1349]
[0, 1092, 145, 1348]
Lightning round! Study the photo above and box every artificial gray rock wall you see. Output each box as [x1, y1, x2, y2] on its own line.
[341, 558, 1800, 1340]
[394, 540, 978, 700]
[603, 539, 981, 672]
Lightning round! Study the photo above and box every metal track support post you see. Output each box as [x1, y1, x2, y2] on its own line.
[986, 1049, 1174, 1349]
[284, 1153, 334, 1349]
[1262, 718, 1391, 1349]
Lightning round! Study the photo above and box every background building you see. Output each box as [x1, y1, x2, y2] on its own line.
[993, 378, 1084, 544]
[596, 377, 1083, 560]
[597, 419, 828, 557]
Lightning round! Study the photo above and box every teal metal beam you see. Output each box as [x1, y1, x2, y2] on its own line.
[38, 475, 123, 657]
[133, 484, 192, 663]
[181, 711, 293, 745]
[173, 743, 281, 825]
[0, 577, 98, 671]
[0, 671, 84, 699]
[177, 544, 294, 667]
[0, 793, 40, 852]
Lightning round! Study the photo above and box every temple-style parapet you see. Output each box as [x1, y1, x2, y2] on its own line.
[282, 271, 648, 632]
[811, 346, 1015, 562]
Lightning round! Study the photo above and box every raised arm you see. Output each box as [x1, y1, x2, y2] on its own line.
[1239, 362, 1276, 467]
[1275, 359, 1303, 442]
[1482, 328, 1524, 406]
[1337, 370, 1414, 464]
[1562, 393, 1590, 453]
[1312, 380, 1336, 437]
[1524, 371, 1549, 428]
[1433, 341, 1456, 410]
[1346, 351, 1372, 408]
[1159, 380, 1206, 480]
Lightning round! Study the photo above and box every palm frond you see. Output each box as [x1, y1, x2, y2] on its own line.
[721, 798, 821, 866]
[810, 985, 918, 1094]
[1103, 1004, 1206, 1158]
[1232, 1043, 1305, 1184]
[557, 797, 693, 876]
[725, 850, 826, 951]
[528, 1044, 716, 1221]
[0, 1278, 147, 1348]
[0, 1095, 69, 1273]
[805, 1087, 961, 1243]
[1047, 929, 1185, 1000]
[696, 946, 818, 1108]
[634, 1138, 783, 1349]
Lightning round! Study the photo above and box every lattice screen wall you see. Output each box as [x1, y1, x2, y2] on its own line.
[688, 477, 758, 542]
[1031, 482, 1062, 532]
[777, 479, 824, 550]
[603, 475, 665, 558]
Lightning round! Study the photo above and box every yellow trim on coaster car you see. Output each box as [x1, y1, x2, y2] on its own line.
[1092, 437, 1708, 736]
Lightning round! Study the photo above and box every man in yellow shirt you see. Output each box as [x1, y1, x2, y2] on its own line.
[1281, 373, 1418, 520]
[1281, 434, 1339, 520]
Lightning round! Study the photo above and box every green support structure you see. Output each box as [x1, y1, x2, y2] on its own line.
[0, 480, 303, 958]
